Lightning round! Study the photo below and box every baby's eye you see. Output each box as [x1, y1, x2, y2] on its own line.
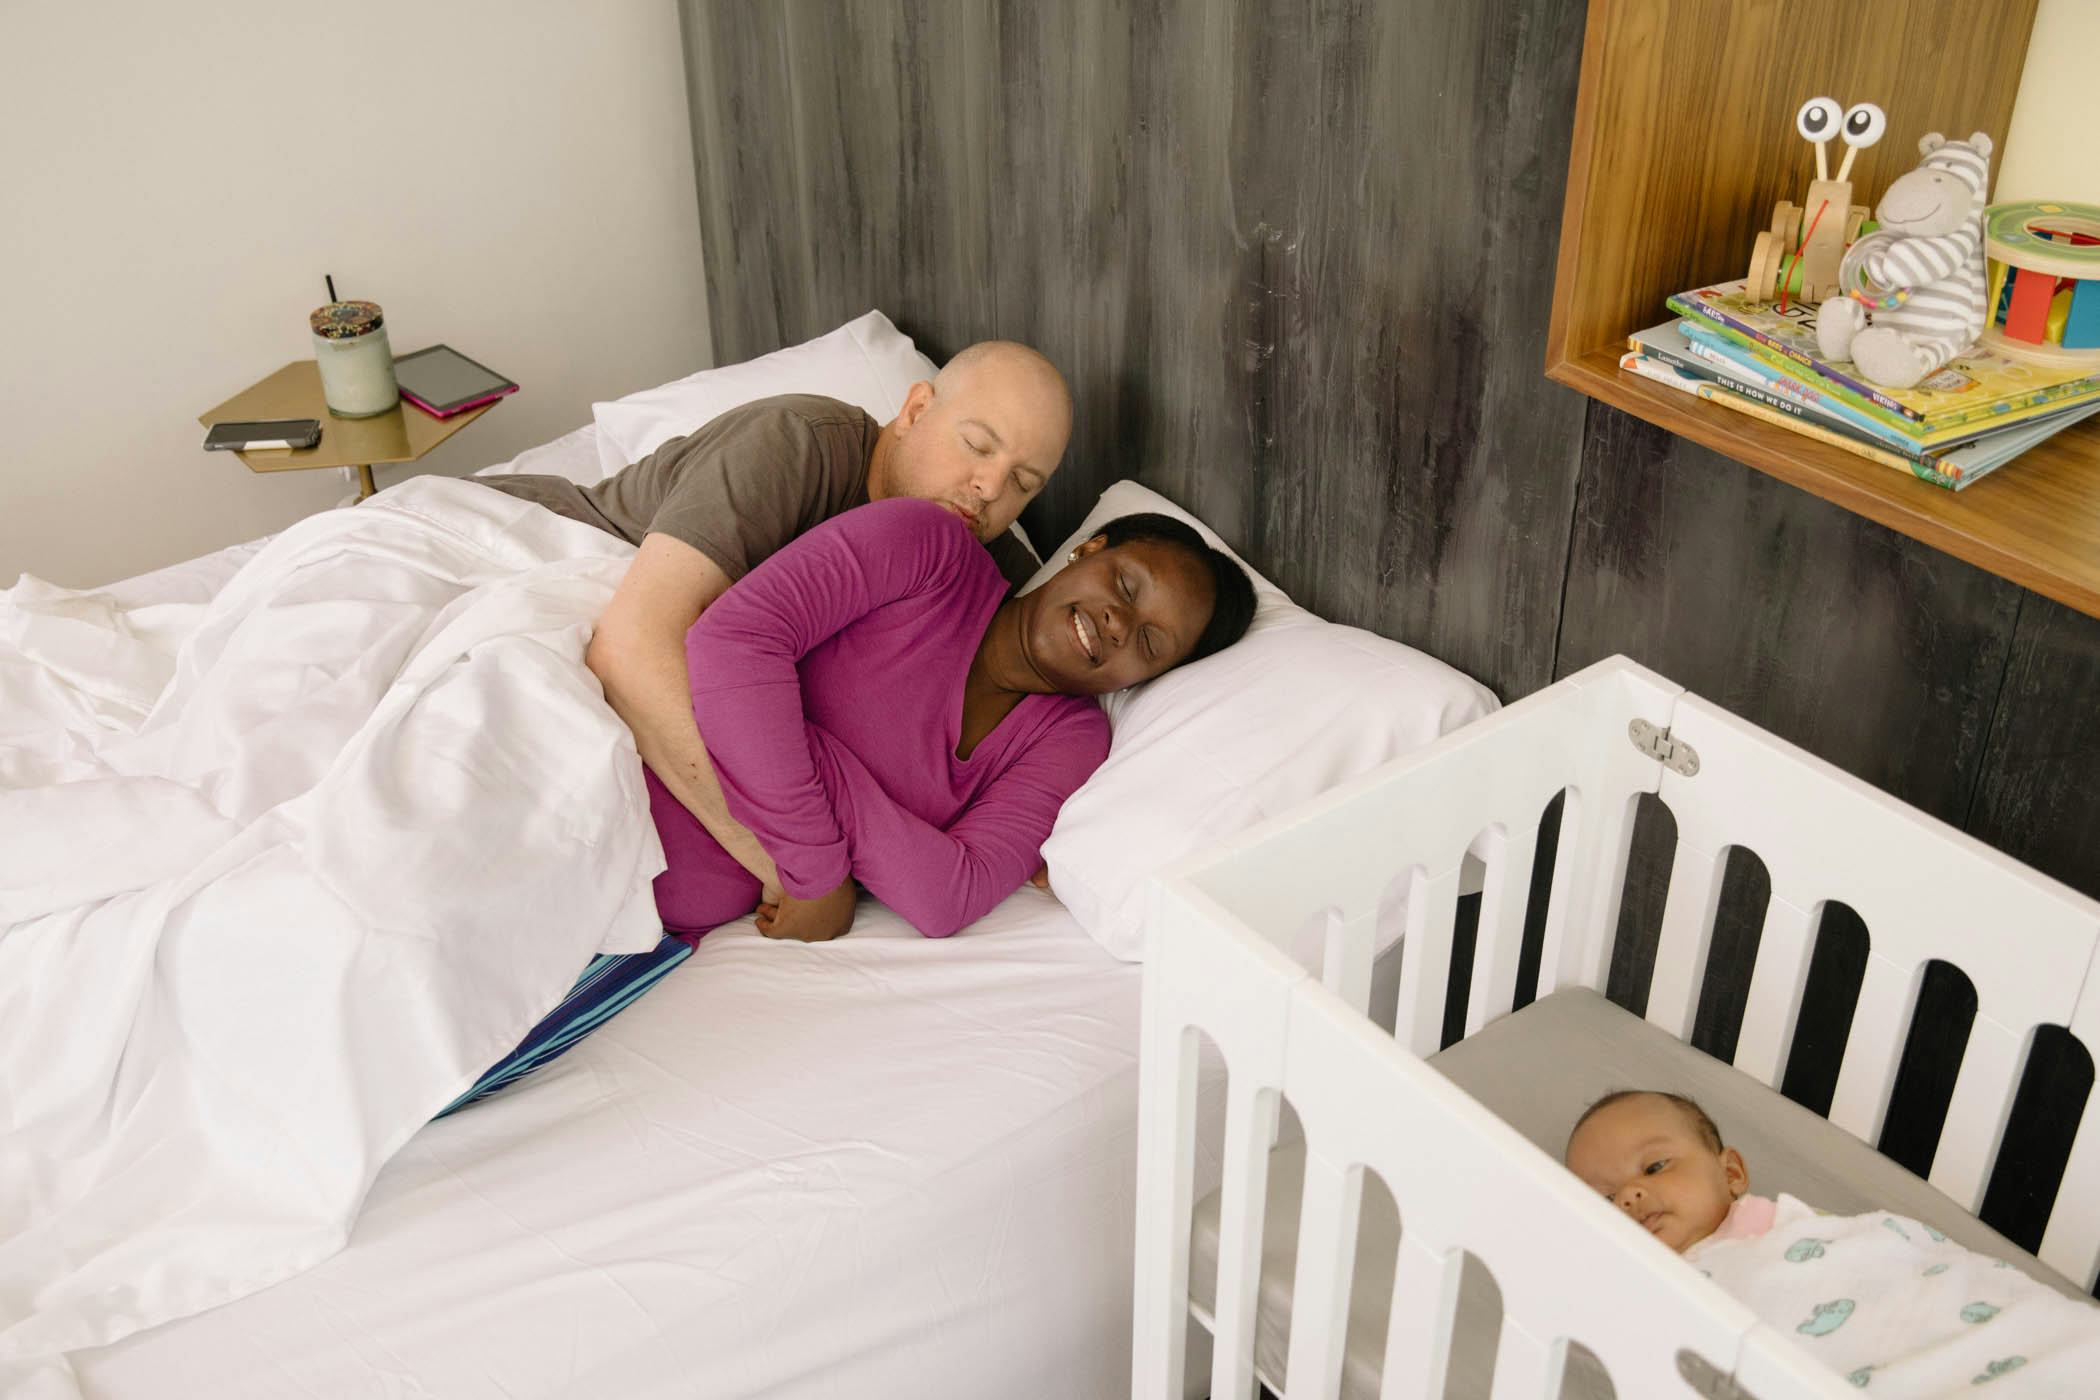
[1644, 1159, 1668, 1175]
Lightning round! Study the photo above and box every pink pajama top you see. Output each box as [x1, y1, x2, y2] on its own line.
[644, 498, 1111, 940]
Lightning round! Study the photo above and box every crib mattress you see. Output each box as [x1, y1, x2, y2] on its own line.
[1189, 984, 2075, 1399]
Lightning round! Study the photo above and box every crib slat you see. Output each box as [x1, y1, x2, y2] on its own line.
[1323, 904, 1379, 1017]
[1488, 1319, 1566, 1400]
[1466, 822, 1540, 1037]
[1280, 1154, 1366, 1400]
[1827, 954, 1922, 1143]
[1209, 1083, 1283, 1400]
[1928, 1018, 2026, 1212]
[1732, 894, 1818, 1088]
[1645, 841, 1727, 1040]
[1395, 867, 1464, 1056]
[1380, 1238, 1463, 1400]
[1132, 1019, 1201, 1400]
[2041, 1117, 2100, 1292]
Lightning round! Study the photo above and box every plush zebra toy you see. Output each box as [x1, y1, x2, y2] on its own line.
[1817, 131, 1994, 389]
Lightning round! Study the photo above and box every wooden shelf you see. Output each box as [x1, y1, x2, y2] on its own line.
[1551, 349, 2100, 616]
[1543, 0, 2100, 618]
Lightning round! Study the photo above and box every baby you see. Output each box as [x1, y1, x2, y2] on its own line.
[1563, 1088, 1760, 1255]
[1563, 1089, 2100, 1395]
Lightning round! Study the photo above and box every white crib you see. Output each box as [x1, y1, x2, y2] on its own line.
[1133, 656, 2100, 1400]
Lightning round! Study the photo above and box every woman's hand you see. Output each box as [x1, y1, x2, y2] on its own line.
[756, 878, 858, 942]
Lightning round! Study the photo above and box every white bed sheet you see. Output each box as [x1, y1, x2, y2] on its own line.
[55, 422, 1201, 1399]
[72, 891, 1153, 1400]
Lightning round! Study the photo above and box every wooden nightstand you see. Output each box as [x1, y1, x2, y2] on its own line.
[199, 360, 500, 500]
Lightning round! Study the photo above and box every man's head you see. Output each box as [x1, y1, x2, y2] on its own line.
[868, 341, 1072, 543]
[1564, 1090, 1747, 1253]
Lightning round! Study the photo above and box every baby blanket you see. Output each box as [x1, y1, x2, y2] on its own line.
[0, 479, 665, 1397]
[1687, 1194, 2100, 1395]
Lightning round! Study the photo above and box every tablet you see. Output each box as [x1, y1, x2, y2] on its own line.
[393, 345, 519, 417]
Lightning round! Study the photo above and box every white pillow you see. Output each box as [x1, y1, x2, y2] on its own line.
[474, 423, 605, 485]
[1033, 481, 1498, 962]
[589, 310, 938, 480]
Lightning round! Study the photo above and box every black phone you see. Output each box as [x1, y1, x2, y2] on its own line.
[203, 419, 322, 451]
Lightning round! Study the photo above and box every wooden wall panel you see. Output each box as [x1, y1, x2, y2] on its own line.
[1558, 408, 2023, 821]
[679, 0, 2100, 1108]
[680, 0, 1589, 701]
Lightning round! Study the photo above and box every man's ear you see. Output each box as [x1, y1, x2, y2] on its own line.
[1722, 1147, 1748, 1199]
[893, 380, 936, 432]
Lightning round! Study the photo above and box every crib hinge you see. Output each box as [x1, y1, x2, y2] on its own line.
[1628, 718, 1701, 777]
[1675, 1349, 1758, 1400]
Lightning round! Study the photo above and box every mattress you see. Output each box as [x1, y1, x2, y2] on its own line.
[1188, 985, 2078, 1399]
[71, 892, 1152, 1398]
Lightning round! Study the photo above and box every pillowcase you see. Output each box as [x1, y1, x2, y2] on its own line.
[1032, 481, 1498, 962]
[589, 310, 938, 480]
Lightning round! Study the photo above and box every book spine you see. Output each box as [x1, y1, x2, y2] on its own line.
[1631, 356, 1960, 488]
[1667, 293, 1924, 423]
[1648, 342, 1902, 450]
[1674, 329, 1921, 453]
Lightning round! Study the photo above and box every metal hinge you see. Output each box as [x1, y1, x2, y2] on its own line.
[1629, 718, 1701, 776]
[1676, 1349, 1759, 1400]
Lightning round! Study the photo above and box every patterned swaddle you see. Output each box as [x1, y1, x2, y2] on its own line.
[1685, 1194, 2100, 1394]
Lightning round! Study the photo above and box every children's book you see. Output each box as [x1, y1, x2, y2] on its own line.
[1619, 349, 2100, 490]
[1631, 321, 1917, 453]
[1665, 279, 2100, 444]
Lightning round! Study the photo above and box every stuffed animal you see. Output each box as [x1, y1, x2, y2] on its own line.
[1817, 132, 1994, 388]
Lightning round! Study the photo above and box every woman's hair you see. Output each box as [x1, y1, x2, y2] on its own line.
[1090, 512, 1257, 666]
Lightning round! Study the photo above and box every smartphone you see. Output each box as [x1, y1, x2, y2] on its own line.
[203, 419, 322, 451]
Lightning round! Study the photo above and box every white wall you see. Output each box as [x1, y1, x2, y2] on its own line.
[1998, 0, 2100, 205]
[0, 1, 711, 589]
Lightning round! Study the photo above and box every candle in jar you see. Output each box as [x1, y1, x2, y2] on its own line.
[310, 300, 399, 418]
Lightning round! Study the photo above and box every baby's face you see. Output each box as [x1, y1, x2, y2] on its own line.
[1564, 1095, 1746, 1253]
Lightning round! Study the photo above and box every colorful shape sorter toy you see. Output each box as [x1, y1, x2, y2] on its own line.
[1983, 199, 2100, 367]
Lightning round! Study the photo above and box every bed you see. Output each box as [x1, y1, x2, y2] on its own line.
[1136, 655, 2100, 1399]
[5, 317, 1497, 1397]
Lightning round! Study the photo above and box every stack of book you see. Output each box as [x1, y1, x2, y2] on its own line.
[1622, 279, 2100, 490]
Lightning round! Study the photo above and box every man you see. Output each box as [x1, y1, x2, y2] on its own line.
[482, 340, 1072, 940]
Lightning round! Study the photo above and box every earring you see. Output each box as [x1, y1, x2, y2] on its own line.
[1067, 550, 1077, 562]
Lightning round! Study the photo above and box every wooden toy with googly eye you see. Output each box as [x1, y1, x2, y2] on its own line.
[1744, 97, 1885, 307]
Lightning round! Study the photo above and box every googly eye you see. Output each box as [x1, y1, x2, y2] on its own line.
[1841, 102, 1887, 148]
[1797, 96, 1842, 142]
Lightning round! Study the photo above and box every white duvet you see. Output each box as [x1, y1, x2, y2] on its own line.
[0, 478, 667, 1397]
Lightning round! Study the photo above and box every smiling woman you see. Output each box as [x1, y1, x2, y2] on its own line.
[444, 496, 1255, 1114]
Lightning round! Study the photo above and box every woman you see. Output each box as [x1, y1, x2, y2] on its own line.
[441, 498, 1254, 1113]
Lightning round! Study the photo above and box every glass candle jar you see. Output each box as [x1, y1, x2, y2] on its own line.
[310, 300, 399, 418]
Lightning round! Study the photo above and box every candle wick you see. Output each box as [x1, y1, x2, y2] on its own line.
[326, 274, 338, 304]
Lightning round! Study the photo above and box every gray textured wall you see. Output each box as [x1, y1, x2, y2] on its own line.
[678, 0, 2099, 1250]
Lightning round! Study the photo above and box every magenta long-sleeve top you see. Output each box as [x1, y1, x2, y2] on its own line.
[642, 498, 1111, 940]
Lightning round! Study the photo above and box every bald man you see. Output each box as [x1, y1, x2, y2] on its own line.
[480, 342, 1072, 938]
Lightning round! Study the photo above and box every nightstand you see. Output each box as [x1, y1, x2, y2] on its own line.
[199, 360, 501, 500]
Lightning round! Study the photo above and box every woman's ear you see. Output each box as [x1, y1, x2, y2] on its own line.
[1070, 535, 1109, 561]
[1722, 1147, 1748, 1199]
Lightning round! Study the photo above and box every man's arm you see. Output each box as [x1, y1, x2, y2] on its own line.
[585, 532, 782, 893]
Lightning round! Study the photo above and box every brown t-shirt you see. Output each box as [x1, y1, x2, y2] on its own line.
[479, 393, 1039, 589]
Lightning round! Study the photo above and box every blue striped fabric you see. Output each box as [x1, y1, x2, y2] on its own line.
[435, 932, 694, 1118]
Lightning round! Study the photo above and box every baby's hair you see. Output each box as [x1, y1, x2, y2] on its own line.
[1570, 1089, 1723, 1155]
